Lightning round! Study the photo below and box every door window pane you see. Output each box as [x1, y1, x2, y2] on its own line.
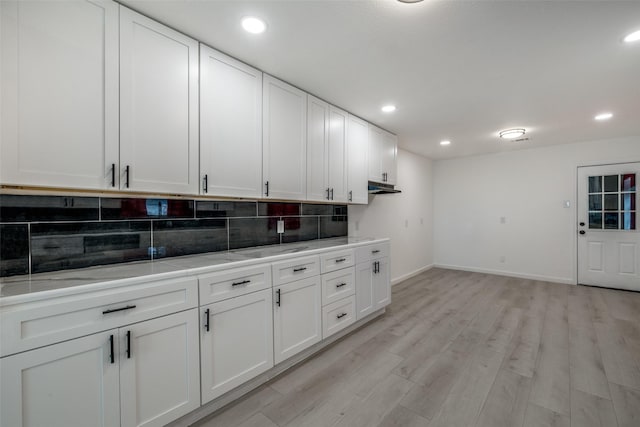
[589, 212, 602, 229]
[589, 176, 602, 193]
[589, 195, 602, 210]
[621, 212, 636, 230]
[604, 194, 618, 211]
[621, 174, 636, 191]
[604, 175, 618, 192]
[621, 193, 636, 211]
[604, 212, 619, 229]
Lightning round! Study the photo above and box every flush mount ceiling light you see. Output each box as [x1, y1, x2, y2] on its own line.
[594, 112, 613, 121]
[241, 16, 267, 34]
[397, 0, 424, 3]
[624, 30, 640, 43]
[381, 105, 396, 113]
[499, 128, 526, 140]
[440, 140, 451, 146]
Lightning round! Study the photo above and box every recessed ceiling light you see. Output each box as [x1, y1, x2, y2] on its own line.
[440, 140, 451, 146]
[594, 112, 613, 121]
[624, 30, 640, 43]
[242, 16, 267, 34]
[499, 128, 526, 140]
[381, 105, 396, 113]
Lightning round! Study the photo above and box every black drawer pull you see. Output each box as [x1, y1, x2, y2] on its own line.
[293, 267, 307, 272]
[126, 330, 131, 359]
[335, 258, 347, 263]
[110, 163, 116, 187]
[102, 305, 137, 315]
[336, 283, 347, 288]
[232, 279, 251, 286]
[204, 308, 210, 332]
[371, 249, 380, 254]
[337, 313, 347, 319]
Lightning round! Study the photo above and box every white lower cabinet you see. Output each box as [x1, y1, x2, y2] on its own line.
[200, 289, 274, 404]
[322, 295, 356, 339]
[0, 309, 200, 427]
[1, 330, 121, 427]
[273, 276, 322, 364]
[355, 253, 391, 320]
[119, 309, 200, 427]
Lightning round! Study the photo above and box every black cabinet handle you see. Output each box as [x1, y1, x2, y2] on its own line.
[203, 174, 208, 193]
[293, 267, 307, 272]
[373, 261, 379, 274]
[330, 188, 334, 200]
[326, 188, 330, 200]
[204, 308, 210, 332]
[579, 230, 586, 235]
[335, 258, 346, 263]
[109, 334, 114, 364]
[102, 305, 136, 315]
[265, 181, 270, 197]
[125, 165, 130, 188]
[371, 249, 380, 254]
[336, 282, 347, 288]
[276, 289, 281, 307]
[126, 330, 131, 359]
[232, 279, 251, 286]
[349, 191, 353, 202]
[111, 163, 116, 187]
[337, 313, 347, 319]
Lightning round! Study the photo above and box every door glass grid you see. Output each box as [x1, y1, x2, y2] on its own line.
[588, 174, 636, 230]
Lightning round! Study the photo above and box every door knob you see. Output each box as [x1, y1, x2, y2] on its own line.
[579, 230, 586, 235]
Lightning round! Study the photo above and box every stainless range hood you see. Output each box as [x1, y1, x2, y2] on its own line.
[368, 181, 401, 194]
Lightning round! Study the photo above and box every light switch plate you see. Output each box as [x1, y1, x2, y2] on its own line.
[277, 220, 284, 234]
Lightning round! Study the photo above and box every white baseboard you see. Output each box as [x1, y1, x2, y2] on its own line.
[391, 264, 434, 286]
[433, 263, 575, 285]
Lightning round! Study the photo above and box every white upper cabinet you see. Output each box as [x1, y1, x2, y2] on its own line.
[306, 96, 329, 201]
[306, 97, 348, 202]
[0, 0, 119, 189]
[263, 75, 307, 200]
[119, 7, 199, 194]
[368, 124, 397, 185]
[200, 45, 263, 197]
[347, 114, 369, 204]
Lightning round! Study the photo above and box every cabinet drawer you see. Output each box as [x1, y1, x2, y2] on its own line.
[199, 264, 271, 305]
[320, 249, 354, 274]
[1, 277, 198, 357]
[355, 242, 389, 264]
[322, 295, 356, 339]
[272, 255, 320, 286]
[321, 268, 355, 306]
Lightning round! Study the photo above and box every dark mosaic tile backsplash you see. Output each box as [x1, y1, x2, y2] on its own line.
[0, 195, 348, 277]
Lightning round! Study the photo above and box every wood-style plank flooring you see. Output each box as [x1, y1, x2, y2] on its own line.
[193, 268, 640, 427]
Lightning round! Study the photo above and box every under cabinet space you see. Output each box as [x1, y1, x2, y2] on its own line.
[322, 295, 356, 339]
[198, 263, 271, 305]
[321, 267, 355, 306]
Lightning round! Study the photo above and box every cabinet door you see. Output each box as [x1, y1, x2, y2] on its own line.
[355, 261, 375, 320]
[367, 125, 383, 183]
[201, 289, 274, 404]
[373, 257, 391, 309]
[0, 330, 120, 427]
[120, 7, 199, 194]
[347, 114, 369, 204]
[380, 131, 398, 185]
[119, 310, 200, 427]
[273, 276, 322, 364]
[306, 95, 329, 201]
[200, 45, 263, 197]
[328, 106, 349, 202]
[0, 0, 119, 190]
[263, 75, 307, 200]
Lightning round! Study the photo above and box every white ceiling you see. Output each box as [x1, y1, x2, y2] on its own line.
[120, 0, 640, 160]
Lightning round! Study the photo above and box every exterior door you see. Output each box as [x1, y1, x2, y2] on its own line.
[578, 163, 639, 291]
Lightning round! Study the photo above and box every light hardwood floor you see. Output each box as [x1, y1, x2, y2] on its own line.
[193, 268, 640, 427]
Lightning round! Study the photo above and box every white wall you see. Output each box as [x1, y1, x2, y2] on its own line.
[349, 148, 433, 284]
[433, 136, 640, 284]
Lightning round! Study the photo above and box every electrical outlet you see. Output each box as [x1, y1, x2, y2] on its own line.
[355, 221, 359, 231]
[277, 220, 284, 234]
[500, 216, 506, 224]
[420, 218, 424, 225]
[404, 219, 408, 228]
[500, 256, 506, 263]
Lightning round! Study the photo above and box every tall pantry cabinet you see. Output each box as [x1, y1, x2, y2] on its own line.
[0, 0, 119, 189]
